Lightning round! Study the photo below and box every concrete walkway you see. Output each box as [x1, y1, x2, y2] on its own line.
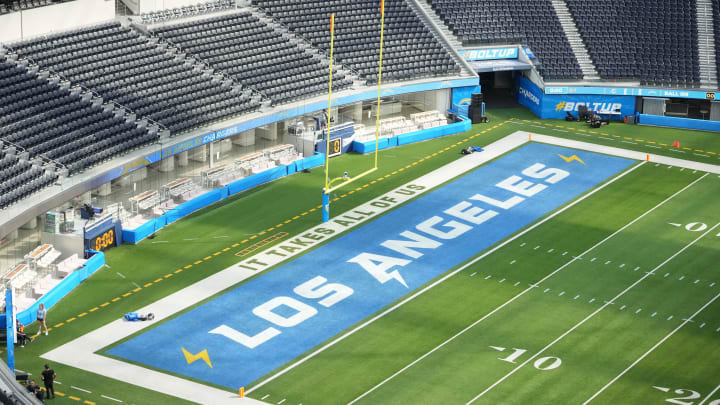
[42, 131, 720, 404]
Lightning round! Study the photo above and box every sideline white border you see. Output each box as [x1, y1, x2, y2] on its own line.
[42, 132, 720, 405]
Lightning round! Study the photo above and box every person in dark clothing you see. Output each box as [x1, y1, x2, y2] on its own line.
[41, 364, 55, 399]
[26, 380, 44, 401]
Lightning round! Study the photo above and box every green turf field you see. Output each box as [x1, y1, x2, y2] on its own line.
[7, 108, 720, 405]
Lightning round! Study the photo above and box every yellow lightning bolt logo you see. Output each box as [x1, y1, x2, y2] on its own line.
[182, 348, 213, 368]
[558, 154, 586, 165]
[555, 102, 566, 111]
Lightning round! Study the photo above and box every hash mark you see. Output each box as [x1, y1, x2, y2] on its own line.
[591, 258, 597, 262]
[668, 316, 674, 321]
[700, 323, 706, 328]
[543, 288, 550, 293]
[510, 260, 516, 265]
[514, 282, 520, 287]
[589, 298, 596, 303]
[620, 305, 626, 310]
[619, 264, 625, 268]
[679, 276, 685, 280]
[548, 249, 554, 253]
[499, 278, 505, 283]
[558, 291, 565, 296]
[605, 261, 611, 265]
[520, 242, 526, 247]
[485, 275, 492, 280]
[664, 273, 670, 278]
[470, 272, 477, 277]
[634, 266, 641, 271]
[694, 279, 700, 284]
[574, 295, 580, 300]
[261, 395, 269, 400]
[562, 251, 568, 256]
[711, 282, 716, 287]
[534, 245, 540, 250]
[651, 312, 657, 317]
[635, 308, 642, 314]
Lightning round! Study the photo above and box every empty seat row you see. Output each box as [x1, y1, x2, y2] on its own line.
[6, 22, 260, 136]
[566, 0, 700, 86]
[151, 11, 352, 105]
[252, 0, 462, 84]
[426, 0, 582, 80]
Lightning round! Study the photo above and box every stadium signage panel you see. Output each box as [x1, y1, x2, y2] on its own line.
[460, 47, 518, 61]
[545, 86, 720, 101]
[518, 77, 634, 120]
[108, 143, 634, 389]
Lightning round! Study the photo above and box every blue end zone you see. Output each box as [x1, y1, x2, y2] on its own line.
[107, 143, 634, 390]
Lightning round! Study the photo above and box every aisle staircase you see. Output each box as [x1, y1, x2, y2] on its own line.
[697, 0, 718, 89]
[550, 0, 600, 81]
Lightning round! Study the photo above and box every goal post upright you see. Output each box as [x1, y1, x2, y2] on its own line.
[322, 0, 386, 222]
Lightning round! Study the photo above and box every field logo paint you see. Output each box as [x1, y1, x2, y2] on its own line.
[181, 348, 213, 368]
[558, 154, 586, 165]
[107, 143, 634, 390]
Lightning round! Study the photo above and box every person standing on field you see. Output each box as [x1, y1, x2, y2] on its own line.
[37, 303, 48, 336]
[41, 364, 55, 399]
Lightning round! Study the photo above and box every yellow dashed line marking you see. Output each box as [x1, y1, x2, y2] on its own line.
[709, 152, 716, 155]
[284, 219, 292, 224]
[90, 306, 100, 311]
[355, 187, 363, 191]
[696, 149, 704, 152]
[100, 302, 110, 307]
[258, 231, 267, 236]
[635, 139, 644, 142]
[69, 396, 81, 401]
[332, 197, 340, 201]
[122, 292, 132, 297]
[213, 251, 222, 256]
[54, 323, 64, 328]
[412, 162, 418, 165]
[203, 256, 212, 260]
[370, 180, 377, 184]
[647, 141, 656, 144]
[194, 260, 203, 264]
[222, 247, 231, 252]
[78, 312, 88, 317]
[84, 401, 96, 405]
[660, 143, 668, 146]
[174, 269, 183, 274]
[144, 283, 153, 287]
[232, 243, 240, 247]
[164, 273, 173, 278]
[348, 190, 356, 194]
[111, 297, 121, 302]
[308, 208, 316, 213]
[66, 317, 76, 323]
[683, 147, 691, 150]
[384, 174, 391, 178]
[56, 392, 66, 397]
[184, 264, 192, 269]
[362, 184, 369, 188]
[267, 227, 275, 232]
[624, 137, 632, 140]
[154, 278, 163, 283]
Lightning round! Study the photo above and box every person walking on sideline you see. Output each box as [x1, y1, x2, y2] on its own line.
[37, 303, 48, 336]
[41, 364, 55, 399]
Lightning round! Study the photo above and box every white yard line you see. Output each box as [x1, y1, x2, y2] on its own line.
[699, 384, 720, 405]
[584, 291, 720, 404]
[348, 169, 706, 405]
[467, 222, 720, 404]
